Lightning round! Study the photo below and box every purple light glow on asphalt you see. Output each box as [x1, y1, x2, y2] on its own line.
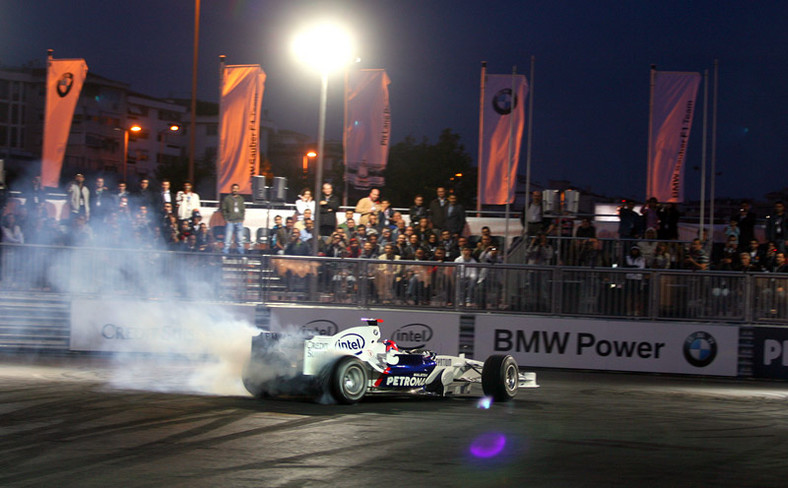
[469, 432, 506, 459]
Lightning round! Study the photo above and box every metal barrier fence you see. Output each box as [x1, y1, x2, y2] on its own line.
[508, 235, 693, 267]
[1, 242, 787, 325]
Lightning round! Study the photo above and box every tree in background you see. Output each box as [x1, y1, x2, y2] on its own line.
[383, 128, 474, 208]
[155, 152, 215, 199]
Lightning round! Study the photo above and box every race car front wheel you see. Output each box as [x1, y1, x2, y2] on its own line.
[329, 356, 368, 405]
[482, 355, 519, 402]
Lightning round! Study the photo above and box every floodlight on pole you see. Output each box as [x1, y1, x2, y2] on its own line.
[292, 21, 355, 256]
[122, 124, 143, 182]
[159, 124, 182, 160]
[302, 151, 317, 176]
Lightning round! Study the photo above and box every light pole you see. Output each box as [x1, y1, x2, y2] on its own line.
[302, 150, 317, 178]
[292, 21, 354, 255]
[158, 124, 182, 163]
[122, 124, 142, 182]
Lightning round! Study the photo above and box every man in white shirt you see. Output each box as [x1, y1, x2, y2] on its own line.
[454, 246, 478, 306]
[176, 181, 201, 222]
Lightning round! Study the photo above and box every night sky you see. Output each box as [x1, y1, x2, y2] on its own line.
[2, 0, 785, 201]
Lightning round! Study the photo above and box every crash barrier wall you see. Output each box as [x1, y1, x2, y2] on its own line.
[265, 308, 741, 377]
[2, 242, 788, 324]
[268, 309, 788, 380]
[750, 326, 788, 380]
[2, 242, 788, 379]
[0, 293, 71, 350]
[62, 303, 741, 378]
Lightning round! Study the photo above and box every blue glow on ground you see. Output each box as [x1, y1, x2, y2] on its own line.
[476, 396, 493, 409]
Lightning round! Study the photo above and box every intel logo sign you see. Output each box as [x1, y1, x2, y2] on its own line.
[335, 333, 365, 354]
[301, 320, 338, 337]
[391, 323, 433, 349]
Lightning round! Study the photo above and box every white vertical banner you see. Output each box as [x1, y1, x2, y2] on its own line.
[344, 69, 391, 190]
[42, 58, 88, 188]
[217, 65, 266, 196]
[479, 73, 527, 205]
[647, 71, 701, 203]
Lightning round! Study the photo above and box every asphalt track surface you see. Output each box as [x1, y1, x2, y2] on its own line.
[1, 355, 788, 488]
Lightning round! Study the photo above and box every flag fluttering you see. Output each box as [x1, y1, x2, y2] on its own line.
[42, 57, 88, 188]
[217, 64, 266, 196]
[344, 69, 391, 191]
[478, 73, 527, 205]
[647, 70, 701, 203]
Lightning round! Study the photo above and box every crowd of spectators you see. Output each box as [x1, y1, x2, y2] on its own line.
[4, 174, 788, 313]
[3, 173, 788, 279]
[272, 185, 487, 261]
[0, 174, 221, 252]
[518, 190, 788, 275]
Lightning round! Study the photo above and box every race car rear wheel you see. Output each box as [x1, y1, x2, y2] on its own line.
[329, 356, 368, 404]
[482, 355, 519, 402]
[242, 361, 267, 398]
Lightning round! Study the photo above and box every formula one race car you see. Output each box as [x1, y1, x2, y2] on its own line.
[242, 318, 538, 404]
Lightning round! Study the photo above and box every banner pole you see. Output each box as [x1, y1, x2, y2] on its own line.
[709, 59, 719, 243]
[188, 0, 200, 186]
[646, 65, 655, 200]
[42, 49, 53, 183]
[699, 69, 708, 239]
[216, 55, 225, 199]
[343, 68, 349, 208]
[476, 61, 486, 216]
[503, 66, 517, 264]
[524, 55, 535, 240]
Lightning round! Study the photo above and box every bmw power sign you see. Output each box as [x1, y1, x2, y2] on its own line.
[474, 316, 738, 376]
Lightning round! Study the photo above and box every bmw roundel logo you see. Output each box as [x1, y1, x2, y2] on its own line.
[683, 331, 717, 367]
[492, 88, 517, 115]
[56, 73, 75, 98]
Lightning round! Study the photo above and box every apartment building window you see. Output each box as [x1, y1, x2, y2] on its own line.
[11, 81, 21, 101]
[158, 110, 181, 121]
[128, 104, 149, 116]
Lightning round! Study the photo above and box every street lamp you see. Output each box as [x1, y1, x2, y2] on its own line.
[122, 124, 142, 182]
[292, 21, 354, 255]
[302, 150, 317, 177]
[158, 124, 182, 162]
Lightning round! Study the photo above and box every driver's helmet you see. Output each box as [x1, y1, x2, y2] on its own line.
[383, 339, 399, 352]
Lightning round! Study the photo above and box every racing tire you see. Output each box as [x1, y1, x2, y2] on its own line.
[482, 354, 519, 402]
[329, 356, 368, 405]
[242, 361, 268, 398]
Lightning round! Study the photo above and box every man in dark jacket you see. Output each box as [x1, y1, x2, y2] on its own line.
[319, 182, 340, 238]
[220, 183, 246, 255]
[428, 187, 448, 232]
[445, 194, 466, 236]
[765, 201, 786, 254]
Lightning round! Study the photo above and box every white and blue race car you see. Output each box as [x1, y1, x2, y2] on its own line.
[242, 318, 538, 404]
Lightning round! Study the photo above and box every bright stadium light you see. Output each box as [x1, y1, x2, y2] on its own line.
[292, 21, 354, 75]
[292, 20, 356, 255]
